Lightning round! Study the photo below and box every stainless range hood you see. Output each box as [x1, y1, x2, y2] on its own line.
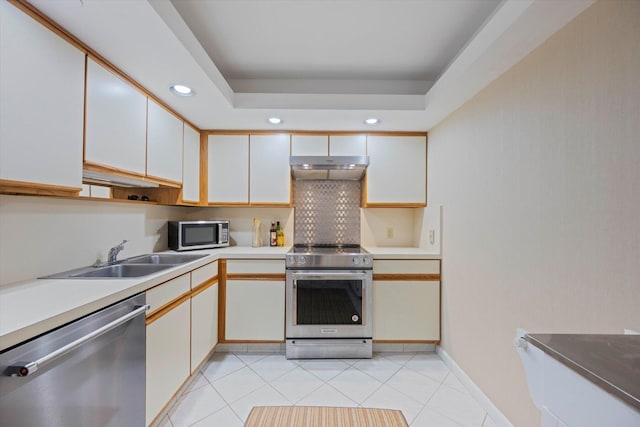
[290, 156, 369, 180]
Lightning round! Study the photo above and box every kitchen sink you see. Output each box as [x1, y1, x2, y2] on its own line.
[123, 253, 207, 265]
[40, 252, 208, 279]
[70, 264, 173, 278]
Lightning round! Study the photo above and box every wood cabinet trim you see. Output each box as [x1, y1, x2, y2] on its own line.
[373, 340, 439, 344]
[146, 291, 191, 325]
[207, 202, 252, 207]
[364, 203, 427, 208]
[146, 275, 219, 324]
[205, 130, 427, 137]
[198, 131, 208, 206]
[191, 277, 218, 298]
[143, 173, 182, 188]
[0, 179, 81, 197]
[218, 259, 227, 342]
[227, 273, 286, 281]
[373, 274, 441, 281]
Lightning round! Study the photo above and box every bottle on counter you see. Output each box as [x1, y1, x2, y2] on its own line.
[276, 221, 284, 247]
[270, 221, 277, 247]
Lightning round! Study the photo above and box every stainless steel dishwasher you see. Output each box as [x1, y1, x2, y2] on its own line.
[0, 293, 148, 427]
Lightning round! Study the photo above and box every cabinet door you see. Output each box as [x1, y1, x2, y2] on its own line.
[0, 1, 84, 191]
[208, 135, 249, 204]
[291, 135, 328, 156]
[373, 281, 440, 341]
[191, 284, 218, 373]
[249, 134, 291, 205]
[366, 135, 426, 206]
[182, 125, 201, 203]
[85, 58, 147, 175]
[329, 135, 367, 156]
[147, 99, 183, 184]
[146, 300, 190, 425]
[226, 280, 285, 340]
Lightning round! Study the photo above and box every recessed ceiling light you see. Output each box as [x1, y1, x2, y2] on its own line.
[169, 84, 195, 96]
[364, 118, 380, 125]
[268, 117, 282, 124]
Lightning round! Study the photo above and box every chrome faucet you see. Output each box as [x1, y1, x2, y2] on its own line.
[107, 240, 128, 263]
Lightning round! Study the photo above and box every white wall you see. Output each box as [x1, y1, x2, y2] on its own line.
[185, 207, 294, 247]
[0, 195, 187, 284]
[361, 208, 416, 247]
[427, 1, 640, 426]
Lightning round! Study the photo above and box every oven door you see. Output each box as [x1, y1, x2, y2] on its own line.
[286, 270, 372, 339]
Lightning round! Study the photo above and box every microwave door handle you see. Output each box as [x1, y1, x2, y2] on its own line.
[218, 223, 223, 243]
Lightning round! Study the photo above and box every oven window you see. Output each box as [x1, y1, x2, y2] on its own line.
[296, 280, 363, 325]
[182, 224, 216, 246]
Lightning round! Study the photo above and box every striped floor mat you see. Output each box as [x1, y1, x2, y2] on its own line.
[244, 406, 409, 427]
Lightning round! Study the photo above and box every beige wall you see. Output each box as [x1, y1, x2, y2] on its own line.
[427, 1, 640, 426]
[0, 195, 187, 285]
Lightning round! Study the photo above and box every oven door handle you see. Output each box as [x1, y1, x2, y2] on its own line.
[290, 271, 371, 281]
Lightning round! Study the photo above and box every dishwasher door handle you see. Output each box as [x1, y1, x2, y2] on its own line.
[7, 304, 150, 377]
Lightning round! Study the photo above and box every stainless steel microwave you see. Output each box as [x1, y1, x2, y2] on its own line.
[168, 220, 230, 251]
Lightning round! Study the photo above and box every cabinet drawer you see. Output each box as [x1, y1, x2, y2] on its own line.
[227, 259, 284, 275]
[373, 259, 440, 274]
[146, 273, 190, 314]
[191, 261, 217, 289]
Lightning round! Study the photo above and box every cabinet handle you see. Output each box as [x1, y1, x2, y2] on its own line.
[7, 304, 150, 377]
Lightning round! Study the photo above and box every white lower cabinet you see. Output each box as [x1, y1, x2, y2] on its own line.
[372, 259, 440, 341]
[146, 299, 190, 426]
[373, 281, 440, 341]
[145, 263, 218, 425]
[225, 259, 285, 341]
[226, 280, 285, 340]
[191, 283, 218, 373]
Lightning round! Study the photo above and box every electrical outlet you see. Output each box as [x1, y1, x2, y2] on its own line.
[386, 227, 394, 239]
[429, 229, 435, 245]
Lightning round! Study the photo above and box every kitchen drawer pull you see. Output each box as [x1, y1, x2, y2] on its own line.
[7, 304, 150, 377]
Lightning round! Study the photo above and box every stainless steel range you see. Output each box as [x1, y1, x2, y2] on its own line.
[285, 244, 373, 359]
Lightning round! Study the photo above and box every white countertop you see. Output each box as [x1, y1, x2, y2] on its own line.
[0, 246, 289, 350]
[0, 245, 437, 350]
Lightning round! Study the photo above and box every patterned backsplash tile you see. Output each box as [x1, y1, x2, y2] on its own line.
[293, 180, 361, 245]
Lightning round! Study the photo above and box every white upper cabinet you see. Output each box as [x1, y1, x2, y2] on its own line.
[250, 134, 291, 205]
[329, 134, 367, 156]
[365, 135, 427, 206]
[85, 58, 147, 175]
[208, 135, 249, 204]
[0, 2, 84, 191]
[182, 125, 200, 204]
[291, 135, 329, 156]
[146, 99, 183, 184]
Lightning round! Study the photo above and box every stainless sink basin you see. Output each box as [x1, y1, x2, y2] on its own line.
[70, 264, 173, 278]
[123, 253, 207, 265]
[40, 252, 208, 279]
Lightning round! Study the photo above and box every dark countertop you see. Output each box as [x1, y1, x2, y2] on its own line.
[525, 334, 640, 411]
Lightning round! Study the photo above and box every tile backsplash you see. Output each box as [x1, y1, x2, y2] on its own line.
[293, 180, 361, 245]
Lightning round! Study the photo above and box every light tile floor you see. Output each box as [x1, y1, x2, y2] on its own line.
[158, 352, 498, 427]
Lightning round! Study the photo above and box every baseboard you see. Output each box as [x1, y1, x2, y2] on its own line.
[437, 346, 513, 427]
